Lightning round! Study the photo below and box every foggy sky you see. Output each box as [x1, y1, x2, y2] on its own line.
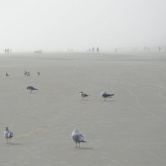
[0, 0, 166, 52]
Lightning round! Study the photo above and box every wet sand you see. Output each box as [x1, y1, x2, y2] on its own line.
[0, 52, 166, 166]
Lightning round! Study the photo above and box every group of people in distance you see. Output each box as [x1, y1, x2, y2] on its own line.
[5, 48, 12, 53]
[34, 50, 42, 53]
[88, 47, 99, 53]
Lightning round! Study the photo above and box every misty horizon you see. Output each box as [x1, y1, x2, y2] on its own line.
[0, 0, 166, 52]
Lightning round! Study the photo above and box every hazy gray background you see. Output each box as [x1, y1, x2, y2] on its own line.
[0, 0, 166, 52]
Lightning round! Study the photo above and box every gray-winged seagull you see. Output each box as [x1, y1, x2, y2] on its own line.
[101, 91, 114, 101]
[4, 127, 13, 143]
[80, 92, 89, 100]
[27, 86, 38, 92]
[71, 129, 86, 148]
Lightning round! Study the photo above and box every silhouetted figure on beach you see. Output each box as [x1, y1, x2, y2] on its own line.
[92, 47, 95, 53]
[5, 48, 10, 53]
[34, 50, 42, 53]
[96, 47, 99, 53]
[159, 47, 161, 52]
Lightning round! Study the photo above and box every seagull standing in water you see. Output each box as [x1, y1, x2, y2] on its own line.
[71, 129, 86, 148]
[4, 127, 13, 144]
[27, 86, 38, 92]
[80, 92, 89, 100]
[101, 91, 114, 101]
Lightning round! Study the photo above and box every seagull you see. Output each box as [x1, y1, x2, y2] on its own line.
[80, 92, 89, 100]
[6, 72, 9, 77]
[71, 129, 86, 148]
[4, 127, 13, 144]
[24, 71, 27, 76]
[101, 91, 114, 101]
[27, 86, 38, 92]
[27, 72, 30, 77]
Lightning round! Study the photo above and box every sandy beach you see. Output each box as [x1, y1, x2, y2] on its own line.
[0, 52, 166, 166]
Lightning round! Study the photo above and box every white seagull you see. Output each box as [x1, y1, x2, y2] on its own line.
[80, 92, 89, 100]
[4, 127, 13, 144]
[101, 91, 114, 101]
[71, 129, 86, 148]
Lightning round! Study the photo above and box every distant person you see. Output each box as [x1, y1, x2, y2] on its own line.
[96, 47, 99, 53]
[5, 49, 9, 53]
[92, 47, 94, 53]
[159, 47, 161, 52]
